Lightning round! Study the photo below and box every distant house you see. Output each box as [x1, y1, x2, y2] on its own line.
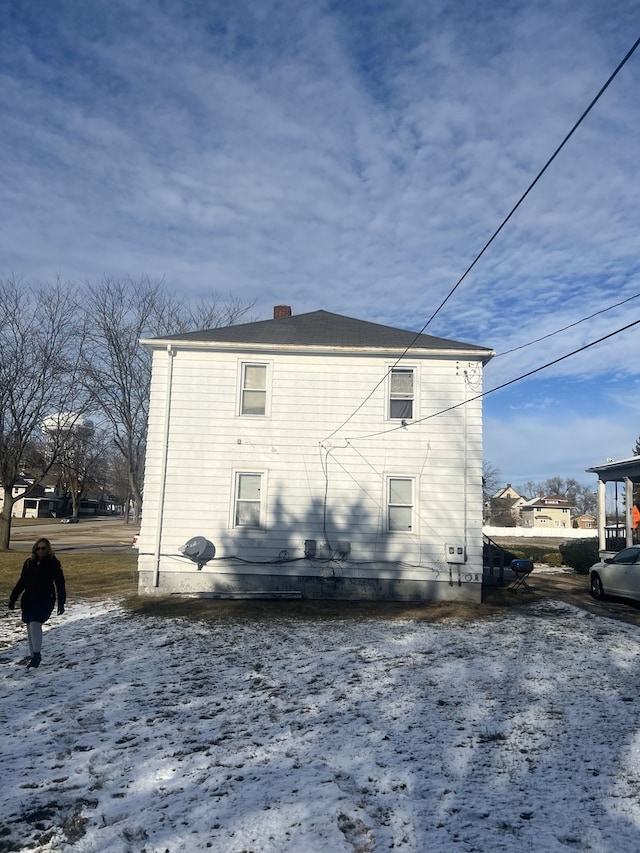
[0, 475, 64, 519]
[520, 495, 574, 529]
[485, 484, 528, 524]
[136, 307, 494, 602]
[493, 484, 524, 501]
[575, 513, 597, 529]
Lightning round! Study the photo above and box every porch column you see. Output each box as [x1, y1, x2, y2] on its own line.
[625, 477, 633, 547]
[597, 478, 606, 552]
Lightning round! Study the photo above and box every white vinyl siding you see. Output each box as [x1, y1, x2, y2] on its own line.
[234, 472, 263, 528]
[240, 363, 268, 415]
[138, 345, 486, 591]
[387, 477, 414, 532]
[389, 368, 414, 419]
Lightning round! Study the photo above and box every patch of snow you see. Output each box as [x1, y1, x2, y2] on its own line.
[1, 599, 640, 851]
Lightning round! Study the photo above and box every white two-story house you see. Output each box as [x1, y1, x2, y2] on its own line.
[136, 307, 494, 602]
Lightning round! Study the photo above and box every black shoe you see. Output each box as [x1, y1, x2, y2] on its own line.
[27, 653, 41, 669]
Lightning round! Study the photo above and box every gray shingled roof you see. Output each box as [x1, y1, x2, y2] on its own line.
[155, 310, 492, 355]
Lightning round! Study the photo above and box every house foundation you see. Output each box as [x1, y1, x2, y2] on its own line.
[137, 568, 483, 603]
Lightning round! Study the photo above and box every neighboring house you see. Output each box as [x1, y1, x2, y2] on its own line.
[485, 484, 528, 524]
[575, 513, 597, 529]
[136, 307, 494, 602]
[0, 475, 65, 518]
[494, 484, 523, 501]
[520, 495, 574, 528]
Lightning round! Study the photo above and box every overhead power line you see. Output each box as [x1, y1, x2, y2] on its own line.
[347, 316, 640, 443]
[324, 34, 640, 442]
[418, 34, 640, 333]
[495, 290, 640, 357]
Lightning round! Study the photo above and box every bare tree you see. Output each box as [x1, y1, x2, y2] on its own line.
[0, 277, 88, 549]
[564, 478, 597, 516]
[46, 417, 107, 518]
[482, 460, 501, 502]
[519, 480, 542, 499]
[80, 276, 254, 523]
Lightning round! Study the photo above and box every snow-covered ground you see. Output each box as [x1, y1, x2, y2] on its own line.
[1, 598, 640, 852]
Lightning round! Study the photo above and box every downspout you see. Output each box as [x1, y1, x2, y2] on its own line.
[153, 344, 175, 588]
[462, 367, 468, 586]
[463, 371, 468, 539]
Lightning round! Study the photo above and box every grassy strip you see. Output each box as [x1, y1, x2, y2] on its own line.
[0, 546, 576, 624]
[0, 551, 139, 602]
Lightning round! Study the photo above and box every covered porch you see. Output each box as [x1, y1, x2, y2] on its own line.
[586, 456, 640, 553]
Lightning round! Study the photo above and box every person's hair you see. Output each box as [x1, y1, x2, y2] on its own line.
[32, 538, 54, 559]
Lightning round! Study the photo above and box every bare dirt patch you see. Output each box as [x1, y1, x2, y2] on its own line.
[124, 570, 640, 628]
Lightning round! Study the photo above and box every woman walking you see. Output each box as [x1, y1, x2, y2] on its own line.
[8, 537, 66, 669]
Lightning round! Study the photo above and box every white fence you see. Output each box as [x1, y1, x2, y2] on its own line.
[483, 526, 598, 539]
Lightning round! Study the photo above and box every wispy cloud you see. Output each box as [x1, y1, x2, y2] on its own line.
[1, 0, 639, 483]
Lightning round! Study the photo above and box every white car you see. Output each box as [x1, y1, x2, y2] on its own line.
[590, 546, 640, 602]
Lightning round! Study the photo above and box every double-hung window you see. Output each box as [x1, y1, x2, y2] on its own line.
[234, 473, 263, 528]
[240, 363, 268, 416]
[387, 477, 414, 532]
[389, 368, 414, 420]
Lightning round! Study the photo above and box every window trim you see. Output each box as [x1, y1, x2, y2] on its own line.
[385, 475, 417, 534]
[232, 471, 266, 529]
[387, 365, 417, 421]
[238, 361, 271, 417]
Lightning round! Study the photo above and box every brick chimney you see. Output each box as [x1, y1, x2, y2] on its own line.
[273, 305, 292, 319]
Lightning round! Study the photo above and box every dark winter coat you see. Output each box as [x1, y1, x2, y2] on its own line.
[9, 556, 66, 624]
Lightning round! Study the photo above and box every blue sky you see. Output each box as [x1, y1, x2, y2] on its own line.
[2, 0, 639, 490]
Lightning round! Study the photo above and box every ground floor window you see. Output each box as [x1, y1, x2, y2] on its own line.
[387, 477, 415, 532]
[234, 472, 263, 527]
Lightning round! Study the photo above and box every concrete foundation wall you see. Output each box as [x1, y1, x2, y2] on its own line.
[137, 569, 483, 603]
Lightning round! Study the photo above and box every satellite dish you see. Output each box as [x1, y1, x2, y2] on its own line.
[180, 536, 216, 569]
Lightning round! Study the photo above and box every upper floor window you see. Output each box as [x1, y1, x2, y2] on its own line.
[389, 368, 414, 420]
[234, 472, 263, 528]
[240, 363, 267, 416]
[387, 477, 414, 532]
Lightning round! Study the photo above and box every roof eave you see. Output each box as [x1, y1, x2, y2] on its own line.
[140, 338, 495, 362]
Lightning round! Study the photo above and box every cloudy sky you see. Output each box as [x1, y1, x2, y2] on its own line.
[2, 0, 639, 489]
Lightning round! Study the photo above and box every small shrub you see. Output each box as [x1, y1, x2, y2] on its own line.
[543, 552, 563, 567]
[558, 538, 599, 574]
[523, 545, 555, 562]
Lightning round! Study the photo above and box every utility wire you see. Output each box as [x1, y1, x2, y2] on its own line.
[347, 316, 640, 442]
[419, 34, 640, 332]
[323, 34, 640, 442]
[495, 290, 640, 357]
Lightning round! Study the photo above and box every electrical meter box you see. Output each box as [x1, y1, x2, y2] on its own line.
[445, 543, 466, 563]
